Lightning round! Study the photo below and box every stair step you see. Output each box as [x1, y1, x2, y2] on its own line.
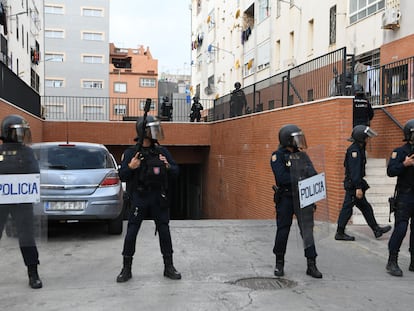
[352, 157, 395, 225]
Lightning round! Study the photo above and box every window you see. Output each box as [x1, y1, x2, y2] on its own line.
[45, 53, 64, 62]
[243, 50, 255, 77]
[207, 9, 215, 31]
[82, 8, 104, 17]
[82, 80, 103, 89]
[257, 41, 270, 70]
[82, 32, 104, 41]
[307, 19, 314, 55]
[258, 0, 270, 23]
[45, 79, 64, 88]
[30, 69, 39, 92]
[45, 29, 64, 39]
[349, 0, 385, 24]
[139, 100, 155, 110]
[114, 104, 127, 115]
[140, 78, 156, 87]
[45, 5, 64, 14]
[329, 6, 337, 45]
[82, 104, 104, 115]
[82, 55, 104, 64]
[114, 82, 127, 93]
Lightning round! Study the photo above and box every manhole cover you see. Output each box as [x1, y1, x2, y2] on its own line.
[229, 277, 297, 290]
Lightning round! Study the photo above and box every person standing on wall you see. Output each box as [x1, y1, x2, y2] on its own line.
[230, 82, 247, 117]
[353, 85, 374, 127]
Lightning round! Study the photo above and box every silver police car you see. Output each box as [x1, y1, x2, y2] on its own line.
[31, 142, 124, 234]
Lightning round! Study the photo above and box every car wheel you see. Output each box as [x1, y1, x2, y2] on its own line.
[108, 214, 123, 235]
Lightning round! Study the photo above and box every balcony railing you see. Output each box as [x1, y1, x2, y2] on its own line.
[41, 96, 213, 122]
[39, 48, 414, 122]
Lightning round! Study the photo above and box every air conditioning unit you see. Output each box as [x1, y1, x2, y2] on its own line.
[382, 9, 401, 30]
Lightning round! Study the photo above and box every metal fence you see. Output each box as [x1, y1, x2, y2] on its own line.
[42, 96, 213, 122]
[39, 48, 414, 122]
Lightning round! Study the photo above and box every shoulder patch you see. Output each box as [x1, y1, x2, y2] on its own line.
[271, 154, 277, 162]
[391, 151, 397, 159]
[351, 151, 358, 158]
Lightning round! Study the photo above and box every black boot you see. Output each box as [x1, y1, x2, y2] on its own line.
[274, 255, 284, 277]
[386, 253, 403, 277]
[306, 258, 322, 279]
[163, 255, 181, 280]
[409, 254, 414, 272]
[374, 225, 392, 238]
[335, 227, 355, 241]
[28, 264, 42, 289]
[116, 256, 133, 283]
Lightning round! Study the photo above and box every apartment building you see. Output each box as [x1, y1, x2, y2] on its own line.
[108, 43, 158, 121]
[0, 0, 43, 96]
[191, 0, 413, 102]
[43, 0, 109, 120]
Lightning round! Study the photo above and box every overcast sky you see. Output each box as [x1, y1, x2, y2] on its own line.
[109, 0, 192, 75]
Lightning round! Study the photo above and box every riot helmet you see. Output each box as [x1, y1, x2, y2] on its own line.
[354, 84, 364, 96]
[349, 125, 377, 143]
[234, 82, 241, 90]
[0, 114, 32, 144]
[193, 96, 199, 102]
[163, 96, 169, 102]
[135, 115, 164, 141]
[278, 124, 307, 150]
[403, 119, 414, 143]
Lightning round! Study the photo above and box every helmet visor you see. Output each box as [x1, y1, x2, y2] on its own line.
[364, 127, 378, 138]
[9, 124, 32, 143]
[291, 131, 307, 150]
[147, 120, 164, 141]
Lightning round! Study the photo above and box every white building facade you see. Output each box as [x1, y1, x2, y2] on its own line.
[191, 0, 411, 100]
[43, 0, 109, 120]
[0, 0, 44, 94]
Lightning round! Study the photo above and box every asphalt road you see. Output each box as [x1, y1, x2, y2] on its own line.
[0, 220, 413, 311]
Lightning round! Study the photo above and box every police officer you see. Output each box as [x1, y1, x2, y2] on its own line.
[386, 119, 414, 277]
[116, 115, 181, 282]
[270, 124, 322, 278]
[161, 96, 173, 121]
[353, 85, 374, 127]
[230, 82, 247, 117]
[0, 114, 42, 289]
[335, 125, 391, 241]
[190, 96, 203, 122]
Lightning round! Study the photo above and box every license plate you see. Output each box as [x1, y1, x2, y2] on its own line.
[44, 201, 86, 211]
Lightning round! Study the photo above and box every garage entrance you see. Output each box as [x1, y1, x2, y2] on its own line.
[170, 164, 202, 220]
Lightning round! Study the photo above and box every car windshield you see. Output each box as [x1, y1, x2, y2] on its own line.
[33, 144, 115, 170]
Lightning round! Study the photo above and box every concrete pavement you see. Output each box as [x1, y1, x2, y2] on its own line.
[0, 219, 413, 311]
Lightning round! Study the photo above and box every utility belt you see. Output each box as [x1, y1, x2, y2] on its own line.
[137, 184, 163, 193]
[273, 185, 292, 204]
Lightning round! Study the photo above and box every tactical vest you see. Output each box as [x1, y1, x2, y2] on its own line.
[0, 143, 39, 174]
[136, 146, 167, 188]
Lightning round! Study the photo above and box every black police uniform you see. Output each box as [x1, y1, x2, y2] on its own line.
[161, 98, 173, 121]
[190, 100, 203, 122]
[230, 88, 247, 117]
[337, 141, 384, 237]
[353, 94, 374, 127]
[270, 147, 318, 269]
[0, 142, 42, 288]
[386, 142, 414, 275]
[118, 142, 180, 279]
